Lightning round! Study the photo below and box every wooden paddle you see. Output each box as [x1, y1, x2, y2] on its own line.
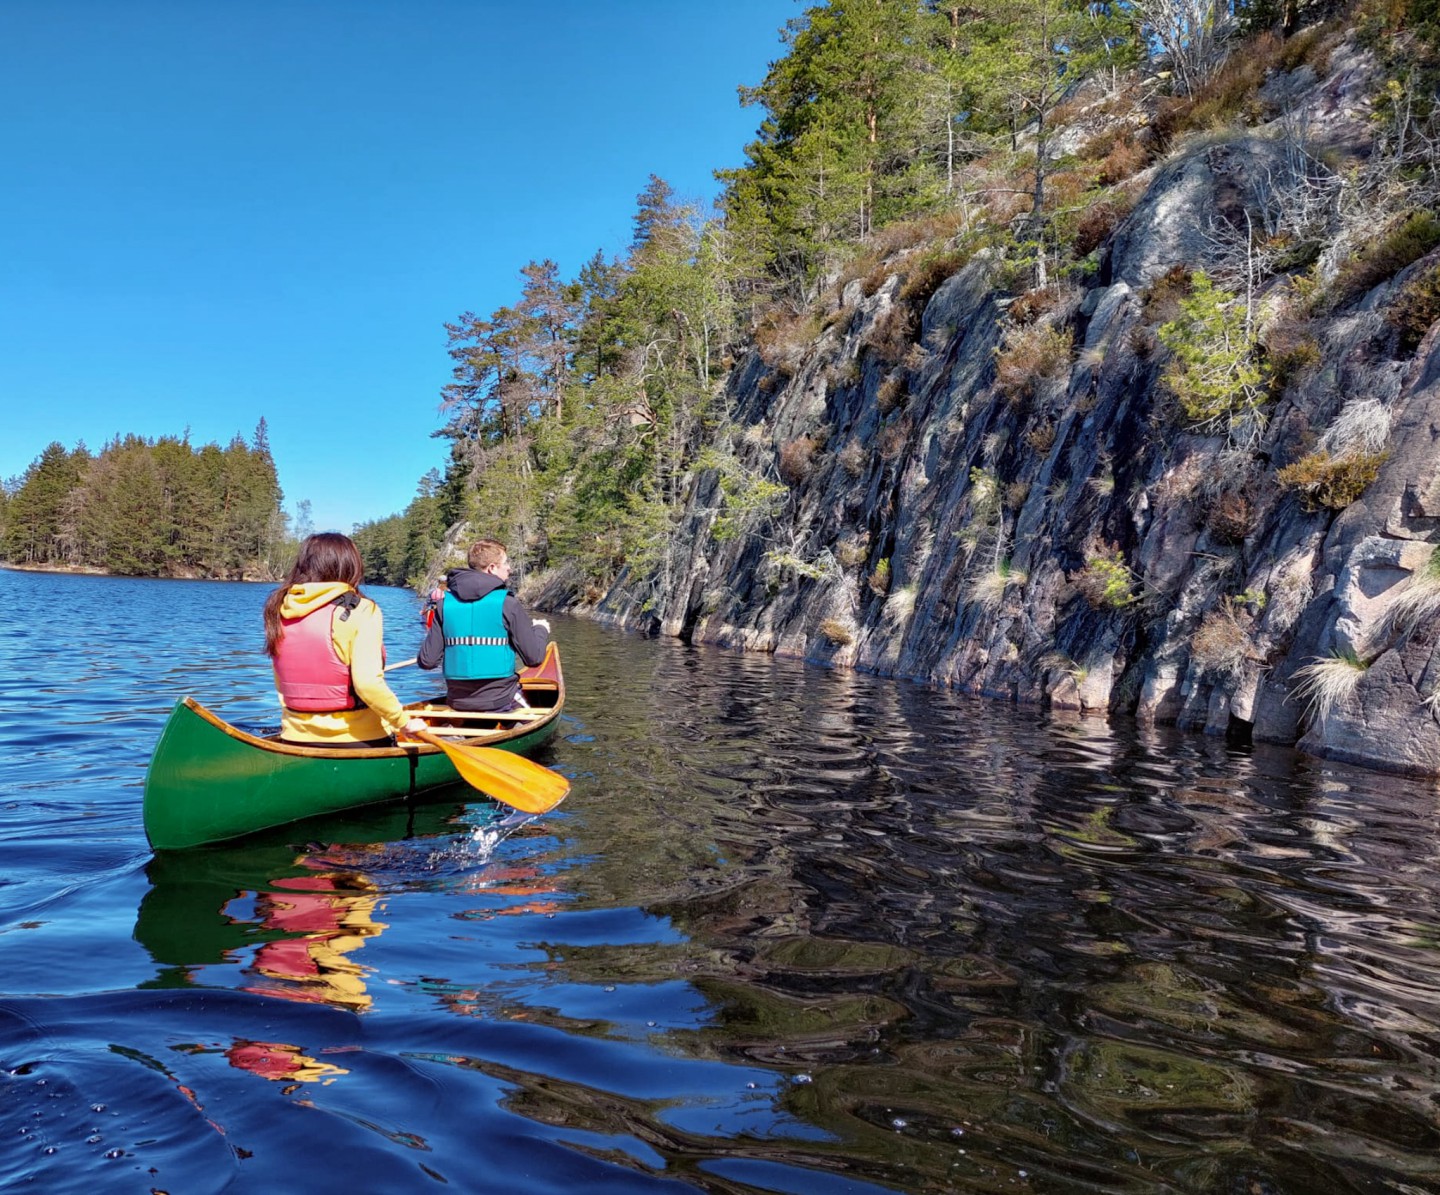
[384, 657, 417, 673]
[402, 728, 569, 814]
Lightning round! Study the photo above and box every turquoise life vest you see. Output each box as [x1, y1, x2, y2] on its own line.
[441, 589, 515, 680]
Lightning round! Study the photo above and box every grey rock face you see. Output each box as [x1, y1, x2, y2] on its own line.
[569, 43, 1440, 778]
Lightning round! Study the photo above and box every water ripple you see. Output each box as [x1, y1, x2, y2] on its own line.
[6, 572, 1440, 1192]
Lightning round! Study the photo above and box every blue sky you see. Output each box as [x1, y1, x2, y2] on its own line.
[0, 0, 796, 534]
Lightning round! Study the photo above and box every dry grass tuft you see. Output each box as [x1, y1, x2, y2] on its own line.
[861, 303, 919, 364]
[878, 417, 911, 461]
[1378, 546, 1440, 644]
[1318, 398, 1392, 459]
[994, 323, 1074, 404]
[1191, 604, 1252, 677]
[754, 309, 821, 367]
[1329, 211, 1440, 309]
[818, 617, 855, 646]
[878, 372, 908, 415]
[778, 436, 819, 486]
[837, 439, 867, 478]
[1290, 653, 1367, 723]
[968, 561, 1027, 613]
[884, 584, 918, 627]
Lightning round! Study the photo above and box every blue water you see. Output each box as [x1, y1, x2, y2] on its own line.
[3, 568, 1440, 1193]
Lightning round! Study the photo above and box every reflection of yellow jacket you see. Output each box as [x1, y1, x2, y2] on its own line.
[276, 582, 409, 743]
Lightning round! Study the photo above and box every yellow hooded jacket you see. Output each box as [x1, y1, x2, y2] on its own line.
[275, 582, 409, 744]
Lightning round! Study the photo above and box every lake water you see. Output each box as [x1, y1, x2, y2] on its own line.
[2, 568, 1440, 1194]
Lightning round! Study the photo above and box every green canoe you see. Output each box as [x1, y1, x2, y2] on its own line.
[143, 644, 566, 850]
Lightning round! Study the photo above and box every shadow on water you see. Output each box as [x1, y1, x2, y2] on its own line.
[3, 573, 1440, 1192]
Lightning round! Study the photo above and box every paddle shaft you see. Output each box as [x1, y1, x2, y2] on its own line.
[384, 657, 417, 672]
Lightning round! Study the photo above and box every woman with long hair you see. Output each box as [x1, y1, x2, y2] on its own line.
[263, 532, 427, 746]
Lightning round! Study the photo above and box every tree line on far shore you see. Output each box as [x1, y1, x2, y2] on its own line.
[0, 421, 291, 579]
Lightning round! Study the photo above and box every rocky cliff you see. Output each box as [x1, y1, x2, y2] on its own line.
[557, 37, 1440, 778]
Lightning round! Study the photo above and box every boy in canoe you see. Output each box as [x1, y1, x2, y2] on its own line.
[417, 538, 551, 713]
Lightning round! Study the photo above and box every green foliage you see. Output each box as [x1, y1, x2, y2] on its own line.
[1276, 450, 1388, 510]
[766, 549, 836, 581]
[718, 0, 1142, 292]
[2, 442, 86, 565]
[1074, 543, 1138, 609]
[1330, 211, 1440, 308]
[697, 446, 788, 543]
[1157, 272, 1267, 430]
[868, 556, 891, 595]
[353, 469, 450, 588]
[1386, 258, 1440, 353]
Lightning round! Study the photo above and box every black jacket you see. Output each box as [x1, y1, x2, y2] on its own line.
[417, 567, 549, 710]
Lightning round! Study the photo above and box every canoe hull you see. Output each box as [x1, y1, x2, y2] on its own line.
[144, 644, 565, 850]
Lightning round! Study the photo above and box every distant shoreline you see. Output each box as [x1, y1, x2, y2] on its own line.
[0, 562, 268, 582]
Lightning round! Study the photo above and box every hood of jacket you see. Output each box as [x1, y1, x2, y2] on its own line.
[444, 567, 506, 603]
[279, 581, 356, 620]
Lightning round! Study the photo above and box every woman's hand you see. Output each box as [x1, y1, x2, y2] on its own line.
[403, 718, 428, 736]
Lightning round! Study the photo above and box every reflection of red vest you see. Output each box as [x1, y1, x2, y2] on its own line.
[273, 606, 357, 712]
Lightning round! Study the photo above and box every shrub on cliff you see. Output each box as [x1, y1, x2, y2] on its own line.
[695, 447, 788, 543]
[778, 436, 819, 486]
[1191, 601, 1254, 677]
[995, 323, 1074, 404]
[1157, 272, 1267, 433]
[1330, 211, 1440, 308]
[1277, 450, 1388, 510]
[1073, 542, 1138, 609]
[861, 304, 918, 364]
[868, 557, 891, 596]
[899, 248, 970, 308]
[1387, 258, 1440, 353]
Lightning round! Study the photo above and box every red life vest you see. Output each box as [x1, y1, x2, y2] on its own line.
[273, 604, 359, 713]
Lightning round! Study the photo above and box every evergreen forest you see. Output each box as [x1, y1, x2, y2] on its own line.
[0, 424, 288, 579]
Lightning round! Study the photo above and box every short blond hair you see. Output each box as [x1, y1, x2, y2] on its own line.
[467, 539, 507, 570]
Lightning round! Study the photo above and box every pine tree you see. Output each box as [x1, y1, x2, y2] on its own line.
[4, 443, 86, 564]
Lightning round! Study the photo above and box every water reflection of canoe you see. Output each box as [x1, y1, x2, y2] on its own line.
[143, 643, 565, 850]
[134, 800, 476, 970]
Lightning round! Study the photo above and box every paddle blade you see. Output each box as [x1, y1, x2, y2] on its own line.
[412, 730, 569, 814]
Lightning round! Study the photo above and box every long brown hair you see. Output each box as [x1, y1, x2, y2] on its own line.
[263, 532, 366, 657]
